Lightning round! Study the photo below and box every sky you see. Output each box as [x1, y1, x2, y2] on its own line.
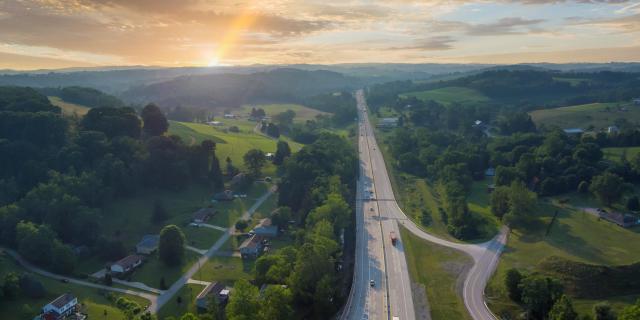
[0, 0, 639, 69]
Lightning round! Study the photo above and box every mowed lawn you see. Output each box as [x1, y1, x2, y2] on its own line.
[129, 250, 200, 289]
[603, 146, 640, 163]
[238, 103, 329, 122]
[158, 283, 204, 319]
[486, 199, 640, 318]
[400, 226, 473, 320]
[48, 96, 90, 116]
[529, 102, 640, 131]
[0, 252, 150, 319]
[191, 256, 254, 285]
[399, 87, 489, 106]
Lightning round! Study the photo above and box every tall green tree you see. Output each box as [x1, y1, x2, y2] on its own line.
[226, 279, 260, 320]
[243, 149, 266, 177]
[505, 268, 524, 302]
[151, 200, 168, 224]
[619, 299, 640, 320]
[593, 302, 615, 320]
[548, 295, 577, 320]
[141, 103, 168, 137]
[490, 186, 510, 219]
[503, 181, 537, 228]
[259, 285, 293, 320]
[590, 172, 625, 205]
[158, 225, 185, 266]
[519, 275, 564, 319]
[273, 141, 291, 165]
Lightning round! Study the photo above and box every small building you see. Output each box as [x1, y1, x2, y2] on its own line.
[224, 113, 236, 119]
[487, 184, 496, 193]
[192, 208, 215, 224]
[265, 152, 274, 160]
[207, 121, 224, 126]
[239, 235, 264, 259]
[608, 126, 619, 134]
[212, 190, 234, 201]
[42, 293, 78, 320]
[136, 235, 159, 255]
[563, 128, 584, 135]
[377, 117, 399, 128]
[485, 168, 496, 177]
[251, 218, 278, 238]
[196, 282, 228, 311]
[633, 98, 640, 106]
[110, 255, 143, 274]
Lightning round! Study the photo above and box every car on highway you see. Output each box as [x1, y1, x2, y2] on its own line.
[370, 207, 374, 212]
[370, 279, 375, 287]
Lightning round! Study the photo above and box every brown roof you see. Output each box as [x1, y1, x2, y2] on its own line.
[240, 235, 263, 250]
[114, 255, 142, 268]
[50, 293, 76, 308]
[196, 282, 225, 300]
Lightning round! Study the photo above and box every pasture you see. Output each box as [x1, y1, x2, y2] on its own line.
[399, 86, 489, 106]
[48, 96, 90, 116]
[238, 103, 329, 121]
[529, 102, 640, 131]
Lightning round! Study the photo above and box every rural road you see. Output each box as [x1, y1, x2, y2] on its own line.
[342, 89, 508, 320]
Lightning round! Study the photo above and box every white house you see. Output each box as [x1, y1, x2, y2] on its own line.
[224, 113, 236, 119]
[206, 121, 224, 126]
[42, 293, 78, 320]
[633, 98, 640, 106]
[110, 255, 143, 274]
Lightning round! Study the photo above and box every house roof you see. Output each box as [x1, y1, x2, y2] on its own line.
[240, 235, 263, 250]
[563, 128, 584, 134]
[114, 255, 142, 268]
[196, 282, 225, 300]
[193, 208, 215, 220]
[49, 293, 76, 309]
[257, 218, 272, 228]
[137, 235, 159, 248]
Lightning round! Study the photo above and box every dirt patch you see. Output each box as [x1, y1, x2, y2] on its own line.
[411, 282, 432, 320]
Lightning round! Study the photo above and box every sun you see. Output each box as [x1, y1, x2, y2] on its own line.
[207, 57, 220, 67]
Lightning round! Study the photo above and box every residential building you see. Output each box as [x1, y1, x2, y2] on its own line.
[633, 98, 640, 106]
[206, 121, 224, 126]
[239, 235, 264, 259]
[42, 293, 78, 320]
[485, 168, 496, 177]
[192, 208, 215, 224]
[110, 255, 143, 274]
[136, 235, 159, 255]
[195, 282, 228, 311]
[608, 125, 619, 134]
[212, 190, 234, 201]
[377, 117, 399, 128]
[265, 152, 274, 160]
[223, 113, 236, 119]
[251, 218, 278, 238]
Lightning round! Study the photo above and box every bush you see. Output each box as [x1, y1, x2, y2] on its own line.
[19, 274, 45, 298]
[235, 220, 249, 231]
[627, 196, 639, 211]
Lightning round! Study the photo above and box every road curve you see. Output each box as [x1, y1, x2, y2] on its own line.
[344, 89, 508, 320]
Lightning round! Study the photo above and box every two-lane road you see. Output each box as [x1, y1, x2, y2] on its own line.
[343, 89, 508, 320]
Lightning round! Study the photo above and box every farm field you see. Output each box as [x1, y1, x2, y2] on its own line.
[0, 251, 150, 319]
[486, 198, 640, 319]
[238, 103, 329, 121]
[399, 86, 489, 106]
[400, 226, 473, 320]
[603, 146, 640, 163]
[168, 120, 303, 172]
[529, 102, 640, 131]
[48, 96, 90, 116]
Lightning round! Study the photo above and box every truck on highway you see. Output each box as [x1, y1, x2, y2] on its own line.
[390, 231, 398, 246]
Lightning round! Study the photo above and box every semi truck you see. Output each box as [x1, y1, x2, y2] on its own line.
[390, 231, 398, 246]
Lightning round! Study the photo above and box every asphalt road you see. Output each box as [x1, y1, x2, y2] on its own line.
[342, 89, 508, 320]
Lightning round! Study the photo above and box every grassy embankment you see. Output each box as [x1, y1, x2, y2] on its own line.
[238, 103, 329, 121]
[48, 96, 90, 116]
[399, 86, 489, 106]
[486, 195, 640, 318]
[529, 102, 640, 131]
[0, 252, 150, 319]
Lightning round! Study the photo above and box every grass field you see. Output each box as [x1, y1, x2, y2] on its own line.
[48, 96, 90, 116]
[238, 103, 329, 122]
[0, 252, 149, 319]
[399, 87, 489, 106]
[400, 226, 473, 320]
[603, 146, 640, 163]
[130, 250, 200, 288]
[183, 227, 225, 250]
[168, 120, 302, 174]
[529, 102, 640, 131]
[486, 197, 640, 318]
[158, 283, 205, 319]
[191, 256, 254, 285]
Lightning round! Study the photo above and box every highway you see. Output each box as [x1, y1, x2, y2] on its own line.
[342, 89, 508, 320]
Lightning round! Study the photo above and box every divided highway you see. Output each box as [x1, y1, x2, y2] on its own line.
[342, 89, 508, 320]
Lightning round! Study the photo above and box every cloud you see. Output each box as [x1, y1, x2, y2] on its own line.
[392, 36, 458, 51]
[571, 13, 640, 32]
[467, 17, 547, 35]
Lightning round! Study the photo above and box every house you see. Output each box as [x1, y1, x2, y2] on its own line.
[224, 113, 236, 119]
[206, 121, 224, 126]
[563, 128, 584, 135]
[110, 255, 143, 274]
[251, 218, 278, 238]
[608, 126, 619, 134]
[598, 210, 639, 228]
[485, 168, 496, 177]
[230, 173, 249, 188]
[239, 235, 264, 259]
[192, 208, 215, 224]
[212, 190, 234, 201]
[42, 293, 78, 320]
[265, 152, 274, 160]
[136, 235, 159, 255]
[377, 117, 399, 128]
[195, 282, 228, 310]
[633, 98, 640, 106]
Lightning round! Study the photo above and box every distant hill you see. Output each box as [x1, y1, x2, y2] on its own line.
[121, 68, 362, 109]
